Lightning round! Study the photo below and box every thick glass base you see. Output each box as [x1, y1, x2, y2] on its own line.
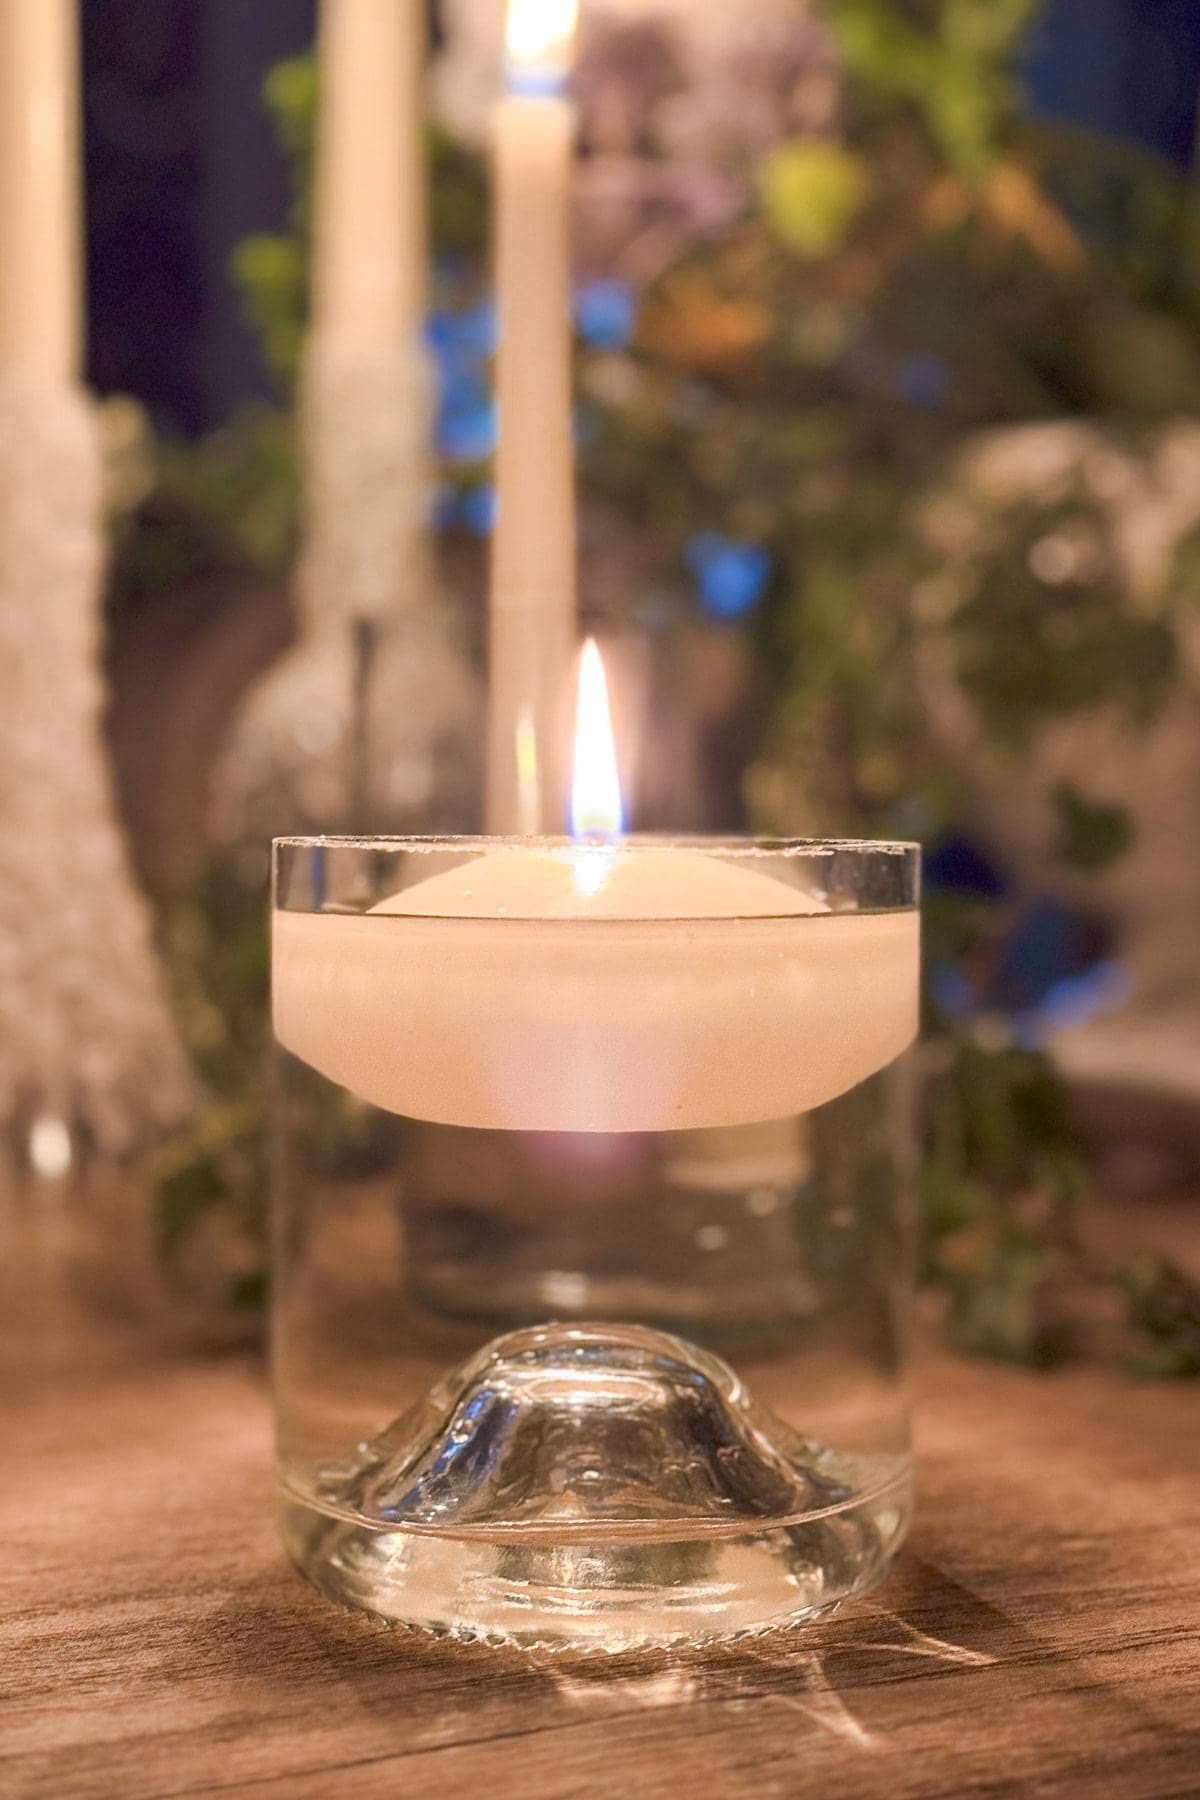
[278, 1322, 911, 1651]
[281, 1475, 909, 1652]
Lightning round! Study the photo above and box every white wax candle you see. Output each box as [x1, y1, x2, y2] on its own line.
[0, 0, 81, 382]
[486, 3, 578, 832]
[312, 0, 427, 349]
[273, 847, 919, 1134]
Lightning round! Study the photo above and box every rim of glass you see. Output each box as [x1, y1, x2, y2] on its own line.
[272, 834, 920, 855]
[273, 835, 919, 921]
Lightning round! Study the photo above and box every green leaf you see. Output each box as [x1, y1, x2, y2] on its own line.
[948, 1245, 1067, 1367]
[231, 235, 307, 386]
[758, 143, 870, 259]
[828, 0, 1034, 175]
[1119, 1254, 1200, 1375]
[951, 498, 1179, 747]
[1052, 782, 1135, 872]
[157, 1156, 224, 1260]
[263, 53, 318, 161]
[231, 1272, 268, 1311]
[921, 1157, 987, 1244]
[830, 1, 941, 97]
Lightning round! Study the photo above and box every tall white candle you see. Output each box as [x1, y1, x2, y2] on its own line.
[312, 0, 426, 351]
[486, 0, 579, 833]
[0, 0, 81, 382]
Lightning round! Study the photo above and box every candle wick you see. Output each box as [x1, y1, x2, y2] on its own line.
[572, 836, 618, 898]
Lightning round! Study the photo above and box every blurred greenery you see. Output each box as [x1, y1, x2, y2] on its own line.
[148, 858, 271, 1305]
[228, 54, 316, 385]
[115, 0, 1200, 1366]
[109, 409, 299, 601]
[922, 1039, 1086, 1364]
[1052, 782, 1134, 873]
[1119, 1254, 1200, 1377]
[832, 0, 1040, 175]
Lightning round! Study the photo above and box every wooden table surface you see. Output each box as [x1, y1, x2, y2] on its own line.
[3, 1264, 1199, 1800]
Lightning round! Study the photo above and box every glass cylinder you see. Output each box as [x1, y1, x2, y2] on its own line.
[271, 834, 919, 1650]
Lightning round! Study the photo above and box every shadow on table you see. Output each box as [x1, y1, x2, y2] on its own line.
[202, 1553, 1017, 1755]
[198, 1545, 1199, 1796]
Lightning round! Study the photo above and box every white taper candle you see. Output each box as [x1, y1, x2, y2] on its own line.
[0, 0, 81, 382]
[312, 0, 427, 351]
[486, 0, 578, 832]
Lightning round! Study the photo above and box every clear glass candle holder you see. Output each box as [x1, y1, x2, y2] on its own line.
[271, 835, 920, 1651]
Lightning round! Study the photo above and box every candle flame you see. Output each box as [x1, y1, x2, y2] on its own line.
[570, 638, 623, 842]
[506, 0, 578, 71]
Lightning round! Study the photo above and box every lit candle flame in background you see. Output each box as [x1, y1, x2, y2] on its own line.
[570, 637, 624, 893]
[505, 0, 578, 80]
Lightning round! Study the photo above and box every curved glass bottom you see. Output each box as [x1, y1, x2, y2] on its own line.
[278, 1323, 911, 1651]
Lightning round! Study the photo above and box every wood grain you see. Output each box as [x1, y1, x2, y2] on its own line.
[2, 1254, 1198, 1799]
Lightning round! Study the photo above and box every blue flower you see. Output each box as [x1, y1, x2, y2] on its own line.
[432, 482, 499, 536]
[574, 278, 638, 350]
[897, 352, 949, 409]
[990, 898, 1108, 1015]
[428, 304, 499, 461]
[1012, 960, 1130, 1050]
[924, 834, 1010, 900]
[929, 964, 976, 1018]
[928, 887, 1128, 1046]
[686, 532, 773, 619]
[426, 301, 498, 360]
[460, 483, 498, 536]
[437, 393, 496, 462]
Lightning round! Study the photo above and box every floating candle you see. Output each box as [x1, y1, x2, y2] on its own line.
[274, 641, 919, 1132]
[272, 851, 917, 1134]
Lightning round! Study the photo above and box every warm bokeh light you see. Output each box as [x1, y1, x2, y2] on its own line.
[505, 0, 579, 71]
[570, 637, 623, 842]
[28, 1112, 72, 1179]
[514, 702, 540, 836]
